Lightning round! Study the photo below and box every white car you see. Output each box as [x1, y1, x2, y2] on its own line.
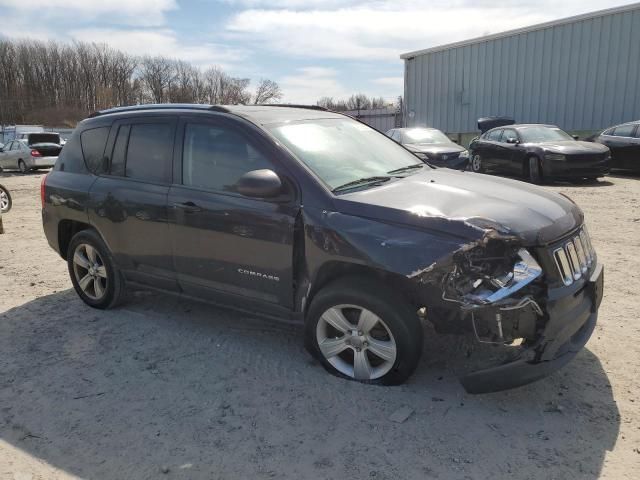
[0, 136, 60, 173]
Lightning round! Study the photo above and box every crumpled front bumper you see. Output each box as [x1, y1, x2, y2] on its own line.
[460, 263, 604, 394]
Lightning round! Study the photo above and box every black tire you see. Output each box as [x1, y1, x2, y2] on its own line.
[67, 229, 125, 309]
[305, 277, 423, 385]
[18, 160, 29, 174]
[470, 153, 484, 173]
[527, 156, 543, 184]
[0, 184, 11, 213]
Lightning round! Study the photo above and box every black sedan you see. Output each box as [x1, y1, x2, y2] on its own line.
[469, 124, 610, 183]
[587, 121, 640, 172]
[386, 127, 469, 169]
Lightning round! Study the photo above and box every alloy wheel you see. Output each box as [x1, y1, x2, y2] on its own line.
[72, 243, 108, 300]
[316, 304, 397, 381]
[0, 188, 9, 213]
[472, 154, 482, 172]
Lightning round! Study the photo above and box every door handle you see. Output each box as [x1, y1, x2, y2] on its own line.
[172, 201, 202, 213]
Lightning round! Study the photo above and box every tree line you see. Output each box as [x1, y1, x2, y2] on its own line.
[316, 94, 391, 112]
[0, 39, 282, 126]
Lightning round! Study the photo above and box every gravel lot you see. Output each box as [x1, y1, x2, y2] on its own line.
[0, 171, 638, 479]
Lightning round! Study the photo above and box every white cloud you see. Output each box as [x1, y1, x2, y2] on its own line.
[373, 77, 403, 88]
[69, 28, 248, 68]
[279, 67, 350, 104]
[0, 0, 176, 26]
[226, 1, 627, 60]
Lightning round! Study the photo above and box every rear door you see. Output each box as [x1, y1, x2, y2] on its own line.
[168, 115, 299, 310]
[88, 117, 178, 291]
[0, 142, 13, 169]
[482, 129, 504, 170]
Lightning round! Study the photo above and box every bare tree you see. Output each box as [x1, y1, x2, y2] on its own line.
[253, 78, 282, 104]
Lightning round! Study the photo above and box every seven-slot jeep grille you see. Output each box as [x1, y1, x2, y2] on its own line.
[552, 228, 596, 286]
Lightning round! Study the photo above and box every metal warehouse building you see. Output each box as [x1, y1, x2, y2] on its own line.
[401, 3, 640, 143]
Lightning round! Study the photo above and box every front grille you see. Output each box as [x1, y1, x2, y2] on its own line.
[552, 227, 595, 286]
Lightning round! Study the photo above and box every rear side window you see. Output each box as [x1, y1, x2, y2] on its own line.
[182, 123, 273, 193]
[81, 127, 110, 174]
[125, 123, 173, 183]
[612, 124, 636, 137]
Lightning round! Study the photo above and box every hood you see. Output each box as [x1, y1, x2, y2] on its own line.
[334, 169, 582, 245]
[405, 143, 465, 155]
[528, 140, 609, 154]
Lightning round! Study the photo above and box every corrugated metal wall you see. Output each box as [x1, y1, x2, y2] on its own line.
[404, 5, 640, 134]
[342, 107, 401, 132]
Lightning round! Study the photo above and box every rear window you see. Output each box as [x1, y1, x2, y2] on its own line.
[28, 133, 60, 145]
[125, 123, 173, 183]
[81, 127, 110, 174]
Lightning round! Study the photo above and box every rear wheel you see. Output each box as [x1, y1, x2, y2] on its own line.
[527, 156, 543, 184]
[67, 230, 125, 309]
[305, 277, 423, 385]
[0, 185, 11, 213]
[18, 160, 29, 174]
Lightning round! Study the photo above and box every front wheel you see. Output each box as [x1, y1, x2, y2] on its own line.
[305, 277, 423, 385]
[471, 153, 484, 173]
[67, 230, 125, 309]
[527, 156, 543, 184]
[0, 185, 11, 213]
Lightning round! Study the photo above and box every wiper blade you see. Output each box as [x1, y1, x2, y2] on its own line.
[332, 176, 391, 193]
[387, 164, 424, 174]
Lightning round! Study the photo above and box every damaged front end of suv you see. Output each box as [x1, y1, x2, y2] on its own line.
[409, 222, 603, 394]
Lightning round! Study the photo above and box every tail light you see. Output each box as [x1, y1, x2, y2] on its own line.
[31, 149, 42, 157]
[40, 174, 47, 208]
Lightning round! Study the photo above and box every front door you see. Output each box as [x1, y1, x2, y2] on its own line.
[168, 116, 299, 309]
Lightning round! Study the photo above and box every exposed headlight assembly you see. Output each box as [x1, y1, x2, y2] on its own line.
[444, 245, 542, 306]
[458, 149, 469, 158]
[545, 153, 566, 161]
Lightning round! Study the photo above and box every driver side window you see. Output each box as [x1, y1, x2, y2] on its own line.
[502, 129, 518, 143]
[182, 123, 275, 193]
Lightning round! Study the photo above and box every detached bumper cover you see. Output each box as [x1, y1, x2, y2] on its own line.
[461, 263, 603, 394]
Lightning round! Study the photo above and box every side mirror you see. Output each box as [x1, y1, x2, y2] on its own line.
[506, 137, 519, 144]
[572, 135, 579, 140]
[236, 169, 283, 198]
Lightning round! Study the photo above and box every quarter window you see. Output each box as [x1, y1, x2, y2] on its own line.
[125, 123, 173, 183]
[80, 127, 110, 173]
[182, 123, 274, 193]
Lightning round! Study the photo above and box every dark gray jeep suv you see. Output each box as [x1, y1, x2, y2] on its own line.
[42, 104, 604, 393]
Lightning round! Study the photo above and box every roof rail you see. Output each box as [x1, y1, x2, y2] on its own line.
[88, 104, 230, 118]
[253, 104, 329, 111]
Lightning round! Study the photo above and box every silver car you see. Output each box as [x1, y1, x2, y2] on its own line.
[0, 138, 59, 173]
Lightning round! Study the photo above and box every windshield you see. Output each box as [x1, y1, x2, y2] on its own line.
[403, 128, 451, 144]
[268, 118, 423, 191]
[518, 126, 573, 143]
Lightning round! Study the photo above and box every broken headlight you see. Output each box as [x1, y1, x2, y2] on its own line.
[444, 243, 542, 306]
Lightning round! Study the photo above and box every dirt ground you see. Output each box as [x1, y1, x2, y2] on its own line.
[0, 170, 638, 480]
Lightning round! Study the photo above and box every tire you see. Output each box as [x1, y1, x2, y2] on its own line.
[67, 229, 125, 309]
[18, 160, 29, 174]
[527, 156, 543, 184]
[471, 153, 484, 173]
[0, 185, 11, 213]
[305, 277, 423, 385]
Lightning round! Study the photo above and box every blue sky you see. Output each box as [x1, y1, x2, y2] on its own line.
[0, 0, 630, 103]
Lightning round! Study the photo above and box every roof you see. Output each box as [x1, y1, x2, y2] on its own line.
[400, 2, 640, 59]
[89, 103, 344, 125]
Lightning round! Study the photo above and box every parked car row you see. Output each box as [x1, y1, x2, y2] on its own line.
[388, 117, 638, 184]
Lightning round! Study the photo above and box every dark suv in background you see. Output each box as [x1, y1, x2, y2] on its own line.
[42, 104, 604, 393]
